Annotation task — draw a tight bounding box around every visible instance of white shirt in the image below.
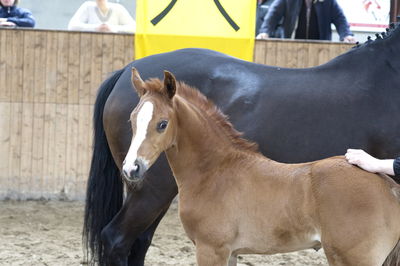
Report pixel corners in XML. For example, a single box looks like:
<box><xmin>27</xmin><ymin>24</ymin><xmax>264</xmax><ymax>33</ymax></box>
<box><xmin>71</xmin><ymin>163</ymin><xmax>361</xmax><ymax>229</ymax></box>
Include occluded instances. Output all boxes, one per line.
<box><xmin>68</xmin><ymin>1</ymin><xmax>136</xmax><ymax>33</ymax></box>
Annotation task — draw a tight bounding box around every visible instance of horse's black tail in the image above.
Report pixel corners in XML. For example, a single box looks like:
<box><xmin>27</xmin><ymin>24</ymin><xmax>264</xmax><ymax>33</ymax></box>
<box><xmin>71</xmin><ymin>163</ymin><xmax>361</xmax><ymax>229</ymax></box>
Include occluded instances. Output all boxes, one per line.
<box><xmin>83</xmin><ymin>68</ymin><xmax>125</xmax><ymax>266</ymax></box>
<box><xmin>383</xmin><ymin>240</ymin><xmax>400</xmax><ymax>266</ymax></box>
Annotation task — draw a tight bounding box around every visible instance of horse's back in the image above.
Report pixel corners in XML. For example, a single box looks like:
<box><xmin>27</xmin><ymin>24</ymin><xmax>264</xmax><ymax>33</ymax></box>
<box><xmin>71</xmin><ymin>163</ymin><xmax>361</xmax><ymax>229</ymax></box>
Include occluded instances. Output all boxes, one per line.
<box><xmin>310</xmin><ymin>156</ymin><xmax>400</xmax><ymax>219</ymax></box>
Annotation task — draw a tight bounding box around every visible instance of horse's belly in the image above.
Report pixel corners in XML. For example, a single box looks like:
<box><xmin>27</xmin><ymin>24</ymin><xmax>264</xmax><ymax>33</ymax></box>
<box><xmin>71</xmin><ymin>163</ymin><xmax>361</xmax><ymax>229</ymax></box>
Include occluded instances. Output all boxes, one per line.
<box><xmin>234</xmin><ymin>230</ymin><xmax>322</xmax><ymax>255</ymax></box>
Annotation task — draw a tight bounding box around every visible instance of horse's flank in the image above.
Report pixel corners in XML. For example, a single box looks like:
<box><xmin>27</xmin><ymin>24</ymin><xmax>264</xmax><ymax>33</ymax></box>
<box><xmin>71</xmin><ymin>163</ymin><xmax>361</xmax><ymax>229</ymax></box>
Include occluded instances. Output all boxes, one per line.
<box><xmin>133</xmin><ymin>77</ymin><xmax>400</xmax><ymax>265</ymax></box>
<box><xmin>86</xmin><ymin>23</ymin><xmax>400</xmax><ymax>265</ymax></box>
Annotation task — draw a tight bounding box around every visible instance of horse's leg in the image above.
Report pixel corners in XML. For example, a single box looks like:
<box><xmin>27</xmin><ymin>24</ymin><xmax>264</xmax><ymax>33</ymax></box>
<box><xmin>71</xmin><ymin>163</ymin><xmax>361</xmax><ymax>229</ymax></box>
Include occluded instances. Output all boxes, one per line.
<box><xmin>322</xmin><ymin>229</ymin><xmax>397</xmax><ymax>266</ymax></box>
<box><xmin>101</xmin><ymin>169</ymin><xmax>178</xmax><ymax>266</ymax></box>
<box><xmin>228</xmin><ymin>254</ymin><xmax>237</xmax><ymax>266</ymax></box>
<box><xmin>196</xmin><ymin>243</ymin><xmax>231</xmax><ymax>266</ymax></box>
<box><xmin>126</xmin><ymin>207</ymin><xmax>169</xmax><ymax>266</ymax></box>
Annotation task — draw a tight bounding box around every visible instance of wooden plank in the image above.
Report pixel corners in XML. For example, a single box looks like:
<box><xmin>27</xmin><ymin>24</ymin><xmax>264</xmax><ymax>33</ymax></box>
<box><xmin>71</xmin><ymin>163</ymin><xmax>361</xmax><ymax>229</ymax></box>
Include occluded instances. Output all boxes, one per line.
<box><xmin>68</xmin><ymin>33</ymin><xmax>80</xmax><ymax>104</ymax></box>
<box><xmin>12</xmin><ymin>30</ymin><xmax>25</xmax><ymax>101</ymax></box>
<box><xmin>65</xmin><ymin>104</ymin><xmax>79</xmax><ymax>198</ymax></box>
<box><xmin>113</xmin><ymin>34</ymin><xmax>125</xmax><ymax>70</ymax></box>
<box><xmin>79</xmin><ymin>33</ymin><xmax>92</xmax><ymax>105</ymax></box>
<box><xmin>101</xmin><ymin>33</ymin><xmax>114</xmax><ymax>79</ymax></box>
<box><xmin>54</xmin><ymin>104</ymin><xmax>68</xmax><ymax>194</ymax></box>
<box><xmin>276</xmin><ymin>41</ymin><xmax>287</xmax><ymax>67</ymax></box>
<box><xmin>307</xmin><ymin>43</ymin><xmax>319</xmax><ymax>67</ymax></box>
<box><xmin>4</xmin><ymin>30</ymin><xmax>14</xmax><ymax>103</ymax></box>
<box><xmin>56</xmin><ymin>32</ymin><xmax>69</xmax><ymax>104</ymax></box>
<box><xmin>0</xmin><ymin>102</ymin><xmax>11</xmax><ymax>196</ymax></box>
<box><xmin>33</xmin><ymin>31</ymin><xmax>47</xmax><ymax>103</ymax></box>
<box><xmin>253</xmin><ymin>41</ymin><xmax>266</xmax><ymax>65</ymax></box>
<box><xmin>285</xmin><ymin>41</ymin><xmax>298</xmax><ymax>68</ymax></box>
<box><xmin>9</xmin><ymin>103</ymin><xmax>22</xmax><ymax>195</ymax></box>
<box><xmin>90</xmin><ymin>34</ymin><xmax>103</xmax><ymax>104</ymax></box>
<box><xmin>265</xmin><ymin>40</ymin><xmax>277</xmax><ymax>66</ymax></box>
<box><xmin>20</xmin><ymin>102</ymin><xmax>33</xmax><ymax>194</ymax></box>
<box><xmin>45</xmin><ymin>31</ymin><xmax>58</xmax><ymax>103</ymax></box>
<box><xmin>317</xmin><ymin>43</ymin><xmax>331</xmax><ymax>66</ymax></box>
<box><xmin>125</xmin><ymin>34</ymin><xmax>135</xmax><ymax>62</ymax></box>
<box><xmin>0</xmin><ymin>30</ymin><xmax>10</xmax><ymax>101</ymax></box>
<box><xmin>42</xmin><ymin>103</ymin><xmax>56</xmax><ymax>195</ymax></box>
<box><xmin>296</xmin><ymin>42</ymin><xmax>309</xmax><ymax>68</ymax></box>
<box><xmin>22</xmin><ymin>31</ymin><xmax>35</xmax><ymax>103</ymax></box>
<box><xmin>77</xmin><ymin>104</ymin><xmax>91</xmax><ymax>179</ymax></box>
<box><xmin>31</xmin><ymin>103</ymin><xmax>45</xmax><ymax>196</ymax></box>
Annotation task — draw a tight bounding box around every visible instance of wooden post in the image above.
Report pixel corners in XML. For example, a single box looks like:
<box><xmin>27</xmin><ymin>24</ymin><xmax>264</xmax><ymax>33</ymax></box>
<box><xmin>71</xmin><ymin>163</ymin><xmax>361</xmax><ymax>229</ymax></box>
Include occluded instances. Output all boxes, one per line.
<box><xmin>390</xmin><ymin>0</ymin><xmax>400</xmax><ymax>23</ymax></box>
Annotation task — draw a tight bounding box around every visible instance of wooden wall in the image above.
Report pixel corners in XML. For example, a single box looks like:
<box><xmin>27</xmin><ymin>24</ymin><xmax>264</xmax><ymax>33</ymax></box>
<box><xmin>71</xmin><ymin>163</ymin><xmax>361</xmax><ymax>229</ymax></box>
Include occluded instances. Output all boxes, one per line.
<box><xmin>0</xmin><ymin>29</ymin><xmax>134</xmax><ymax>200</ymax></box>
<box><xmin>0</xmin><ymin>28</ymin><xmax>352</xmax><ymax>200</ymax></box>
<box><xmin>254</xmin><ymin>38</ymin><xmax>352</xmax><ymax>68</ymax></box>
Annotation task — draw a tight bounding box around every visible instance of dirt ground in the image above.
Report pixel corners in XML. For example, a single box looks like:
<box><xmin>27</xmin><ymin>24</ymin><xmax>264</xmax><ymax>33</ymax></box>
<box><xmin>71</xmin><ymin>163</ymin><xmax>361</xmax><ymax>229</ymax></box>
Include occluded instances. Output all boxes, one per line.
<box><xmin>0</xmin><ymin>200</ymin><xmax>328</xmax><ymax>266</ymax></box>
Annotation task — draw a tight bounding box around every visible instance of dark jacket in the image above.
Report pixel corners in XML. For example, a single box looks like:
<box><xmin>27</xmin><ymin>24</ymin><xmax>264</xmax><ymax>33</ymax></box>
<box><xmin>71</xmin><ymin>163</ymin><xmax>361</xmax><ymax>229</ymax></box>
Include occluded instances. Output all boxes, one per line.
<box><xmin>0</xmin><ymin>5</ymin><xmax>35</xmax><ymax>28</ymax></box>
<box><xmin>259</xmin><ymin>0</ymin><xmax>352</xmax><ymax>41</ymax></box>
<box><xmin>256</xmin><ymin>0</ymin><xmax>283</xmax><ymax>37</ymax></box>
<box><xmin>394</xmin><ymin>157</ymin><xmax>400</xmax><ymax>178</ymax></box>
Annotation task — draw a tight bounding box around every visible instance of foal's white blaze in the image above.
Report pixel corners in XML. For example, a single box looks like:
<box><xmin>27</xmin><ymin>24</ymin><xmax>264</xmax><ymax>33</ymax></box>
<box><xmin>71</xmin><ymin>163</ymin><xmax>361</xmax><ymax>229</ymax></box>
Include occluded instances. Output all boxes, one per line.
<box><xmin>123</xmin><ymin>101</ymin><xmax>154</xmax><ymax>175</ymax></box>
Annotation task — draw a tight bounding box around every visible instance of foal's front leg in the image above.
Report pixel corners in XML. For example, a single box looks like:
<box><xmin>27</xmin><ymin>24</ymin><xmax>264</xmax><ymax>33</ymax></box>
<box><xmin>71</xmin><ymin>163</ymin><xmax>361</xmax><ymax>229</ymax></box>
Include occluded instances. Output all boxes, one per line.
<box><xmin>196</xmin><ymin>244</ymin><xmax>232</xmax><ymax>266</ymax></box>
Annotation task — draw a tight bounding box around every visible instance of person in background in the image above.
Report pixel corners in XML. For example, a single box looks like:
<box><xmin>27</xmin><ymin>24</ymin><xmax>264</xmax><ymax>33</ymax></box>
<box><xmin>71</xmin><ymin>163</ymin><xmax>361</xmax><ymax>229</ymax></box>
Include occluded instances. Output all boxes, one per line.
<box><xmin>345</xmin><ymin>149</ymin><xmax>400</xmax><ymax>179</ymax></box>
<box><xmin>256</xmin><ymin>0</ymin><xmax>355</xmax><ymax>43</ymax></box>
<box><xmin>68</xmin><ymin>0</ymin><xmax>136</xmax><ymax>33</ymax></box>
<box><xmin>0</xmin><ymin>0</ymin><xmax>35</xmax><ymax>28</ymax></box>
<box><xmin>256</xmin><ymin>0</ymin><xmax>283</xmax><ymax>37</ymax></box>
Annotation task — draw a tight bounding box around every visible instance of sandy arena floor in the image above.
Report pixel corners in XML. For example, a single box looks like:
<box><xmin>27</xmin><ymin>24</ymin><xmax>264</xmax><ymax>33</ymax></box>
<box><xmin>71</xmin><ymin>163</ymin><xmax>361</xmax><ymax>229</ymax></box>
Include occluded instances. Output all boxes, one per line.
<box><xmin>0</xmin><ymin>200</ymin><xmax>328</xmax><ymax>265</ymax></box>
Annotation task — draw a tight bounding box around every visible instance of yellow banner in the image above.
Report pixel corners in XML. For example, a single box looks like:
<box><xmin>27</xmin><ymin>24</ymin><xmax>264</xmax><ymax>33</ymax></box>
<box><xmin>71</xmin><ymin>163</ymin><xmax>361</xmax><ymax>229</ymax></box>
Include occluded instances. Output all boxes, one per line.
<box><xmin>135</xmin><ymin>0</ymin><xmax>256</xmax><ymax>61</ymax></box>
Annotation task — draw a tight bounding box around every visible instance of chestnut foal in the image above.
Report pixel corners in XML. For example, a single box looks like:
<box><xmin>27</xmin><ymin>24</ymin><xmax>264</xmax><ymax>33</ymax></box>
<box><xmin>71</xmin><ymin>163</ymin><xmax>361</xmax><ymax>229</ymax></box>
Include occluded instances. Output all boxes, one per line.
<box><xmin>122</xmin><ymin>69</ymin><xmax>400</xmax><ymax>266</ymax></box>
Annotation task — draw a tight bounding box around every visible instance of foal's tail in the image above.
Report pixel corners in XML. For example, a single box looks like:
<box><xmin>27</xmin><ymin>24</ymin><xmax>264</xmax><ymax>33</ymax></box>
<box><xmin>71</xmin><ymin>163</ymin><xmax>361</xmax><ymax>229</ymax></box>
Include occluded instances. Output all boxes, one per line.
<box><xmin>383</xmin><ymin>176</ymin><xmax>400</xmax><ymax>266</ymax></box>
<box><xmin>83</xmin><ymin>68</ymin><xmax>125</xmax><ymax>265</ymax></box>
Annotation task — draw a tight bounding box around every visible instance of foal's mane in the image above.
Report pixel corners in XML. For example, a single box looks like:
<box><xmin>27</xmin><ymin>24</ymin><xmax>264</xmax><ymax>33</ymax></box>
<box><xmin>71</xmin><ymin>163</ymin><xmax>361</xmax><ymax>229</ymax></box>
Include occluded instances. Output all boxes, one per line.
<box><xmin>145</xmin><ymin>78</ymin><xmax>259</xmax><ymax>153</ymax></box>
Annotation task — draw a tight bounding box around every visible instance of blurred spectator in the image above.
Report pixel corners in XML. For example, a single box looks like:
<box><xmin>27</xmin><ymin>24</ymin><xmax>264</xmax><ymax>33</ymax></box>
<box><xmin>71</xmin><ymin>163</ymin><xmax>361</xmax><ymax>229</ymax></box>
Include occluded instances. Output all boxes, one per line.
<box><xmin>68</xmin><ymin>0</ymin><xmax>136</xmax><ymax>33</ymax></box>
<box><xmin>256</xmin><ymin>0</ymin><xmax>355</xmax><ymax>43</ymax></box>
<box><xmin>0</xmin><ymin>0</ymin><xmax>35</xmax><ymax>28</ymax></box>
<box><xmin>256</xmin><ymin>0</ymin><xmax>283</xmax><ymax>37</ymax></box>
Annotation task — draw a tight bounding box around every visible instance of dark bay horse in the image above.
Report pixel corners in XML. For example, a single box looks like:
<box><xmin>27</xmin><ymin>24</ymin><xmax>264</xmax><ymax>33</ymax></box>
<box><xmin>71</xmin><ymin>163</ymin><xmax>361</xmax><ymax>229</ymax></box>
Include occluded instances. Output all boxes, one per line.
<box><xmin>125</xmin><ymin>68</ymin><xmax>400</xmax><ymax>266</ymax></box>
<box><xmin>84</xmin><ymin>24</ymin><xmax>400</xmax><ymax>265</ymax></box>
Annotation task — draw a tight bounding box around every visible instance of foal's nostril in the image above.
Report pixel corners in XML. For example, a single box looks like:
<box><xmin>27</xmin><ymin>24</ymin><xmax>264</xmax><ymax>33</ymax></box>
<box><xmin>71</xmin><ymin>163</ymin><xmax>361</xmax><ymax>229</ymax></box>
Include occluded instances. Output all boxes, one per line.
<box><xmin>134</xmin><ymin>163</ymin><xmax>140</xmax><ymax>173</ymax></box>
<box><xmin>128</xmin><ymin>169</ymin><xmax>134</xmax><ymax>179</ymax></box>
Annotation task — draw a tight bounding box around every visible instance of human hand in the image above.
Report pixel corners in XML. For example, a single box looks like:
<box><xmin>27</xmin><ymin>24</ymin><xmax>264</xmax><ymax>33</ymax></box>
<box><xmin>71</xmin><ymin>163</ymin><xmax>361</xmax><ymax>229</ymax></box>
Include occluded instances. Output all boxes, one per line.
<box><xmin>345</xmin><ymin>149</ymin><xmax>395</xmax><ymax>175</ymax></box>
<box><xmin>343</xmin><ymin>35</ymin><xmax>356</xmax><ymax>43</ymax></box>
<box><xmin>256</xmin><ymin>33</ymin><xmax>269</xmax><ymax>40</ymax></box>
<box><xmin>96</xmin><ymin>23</ymin><xmax>113</xmax><ymax>32</ymax></box>
<box><xmin>0</xmin><ymin>21</ymin><xmax>16</xmax><ymax>27</ymax></box>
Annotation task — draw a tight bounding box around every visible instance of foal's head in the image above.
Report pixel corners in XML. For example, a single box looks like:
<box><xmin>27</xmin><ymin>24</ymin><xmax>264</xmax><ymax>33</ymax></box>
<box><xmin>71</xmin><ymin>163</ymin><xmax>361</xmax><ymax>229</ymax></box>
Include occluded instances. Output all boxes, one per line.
<box><xmin>122</xmin><ymin>68</ymin><xmax>178</xmax><ymax>184</ymax></box>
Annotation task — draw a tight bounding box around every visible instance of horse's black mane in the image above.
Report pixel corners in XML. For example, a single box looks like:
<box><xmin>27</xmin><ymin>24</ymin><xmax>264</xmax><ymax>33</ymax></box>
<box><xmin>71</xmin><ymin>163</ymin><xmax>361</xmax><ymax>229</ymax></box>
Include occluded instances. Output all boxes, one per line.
<box><xmin>353</xmin><ymin>21</ymin><xmax>400</xmax><ymax>49</ymax></box>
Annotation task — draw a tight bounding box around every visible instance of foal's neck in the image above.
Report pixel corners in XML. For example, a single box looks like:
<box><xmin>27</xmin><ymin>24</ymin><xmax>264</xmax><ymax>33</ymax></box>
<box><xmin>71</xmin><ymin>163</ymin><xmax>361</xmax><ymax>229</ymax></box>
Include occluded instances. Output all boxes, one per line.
<box><xmin>166</xmin><ymin>95</ymin><xmax>258</xmax><ymax>188</ymax></box>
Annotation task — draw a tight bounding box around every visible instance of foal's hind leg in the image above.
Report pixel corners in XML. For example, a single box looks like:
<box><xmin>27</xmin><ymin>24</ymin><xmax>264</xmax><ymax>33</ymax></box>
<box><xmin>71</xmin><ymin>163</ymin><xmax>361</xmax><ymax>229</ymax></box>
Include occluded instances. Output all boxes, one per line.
<box><xmin>323</xmin><ymin>244</ymin><xmax>391</xmax><ymax>266</ymax></box>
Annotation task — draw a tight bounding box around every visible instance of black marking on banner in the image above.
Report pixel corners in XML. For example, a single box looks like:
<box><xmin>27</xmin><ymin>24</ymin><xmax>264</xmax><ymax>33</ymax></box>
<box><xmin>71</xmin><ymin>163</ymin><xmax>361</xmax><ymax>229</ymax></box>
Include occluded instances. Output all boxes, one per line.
<box><xmin>151</xmin><ymin>0</ymin><xmax>178</xmax><ymax>26</ymax></box>
<box><xmin>213</xmin><ymin>0</ymin><xmax>240</xmax><ymax>31</ymax></box>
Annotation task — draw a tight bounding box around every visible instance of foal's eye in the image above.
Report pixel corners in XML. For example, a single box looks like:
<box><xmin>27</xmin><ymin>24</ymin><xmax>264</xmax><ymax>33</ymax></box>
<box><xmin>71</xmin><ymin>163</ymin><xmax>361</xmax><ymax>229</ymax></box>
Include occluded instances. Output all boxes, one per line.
<box><xmin>157</xmin><ymin>120</ymin><xmax>168</xmax><ymax>132</ymax></box>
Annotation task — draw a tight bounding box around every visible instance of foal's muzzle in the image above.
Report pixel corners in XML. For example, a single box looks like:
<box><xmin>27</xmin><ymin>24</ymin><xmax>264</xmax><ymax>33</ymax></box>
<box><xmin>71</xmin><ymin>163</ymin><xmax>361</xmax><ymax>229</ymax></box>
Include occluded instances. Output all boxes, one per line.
<box><xmin>122</xmin><ymin>158</ymin><xmax>148</xmax><ymax>182</ymax></box>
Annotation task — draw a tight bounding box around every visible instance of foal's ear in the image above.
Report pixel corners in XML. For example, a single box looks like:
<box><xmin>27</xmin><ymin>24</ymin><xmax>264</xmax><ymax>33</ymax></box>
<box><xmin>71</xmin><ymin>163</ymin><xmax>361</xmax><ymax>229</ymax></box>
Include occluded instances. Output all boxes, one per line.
<box><xmin>163</xmin><ymin>71</ymin><xmax>176</xmax><ymax>99</ymax></box>
<box><xmin>131</xmin><ymin>67</ymin><xmax>146</xmax><ymax>97</ymax></box>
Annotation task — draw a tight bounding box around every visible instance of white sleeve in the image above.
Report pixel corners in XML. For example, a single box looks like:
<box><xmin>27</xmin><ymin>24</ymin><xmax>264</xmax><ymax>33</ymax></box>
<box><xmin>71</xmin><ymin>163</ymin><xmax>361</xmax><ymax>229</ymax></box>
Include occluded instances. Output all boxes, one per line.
<box><xmin>113</xmin><ymin>5</ymin><xmax>136</xmax><ymax>33</ymax></box>
<box><xmin>68</xmin><ymin>2</ymin><xmax>100</xmax><ymax>31</ymax></box>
